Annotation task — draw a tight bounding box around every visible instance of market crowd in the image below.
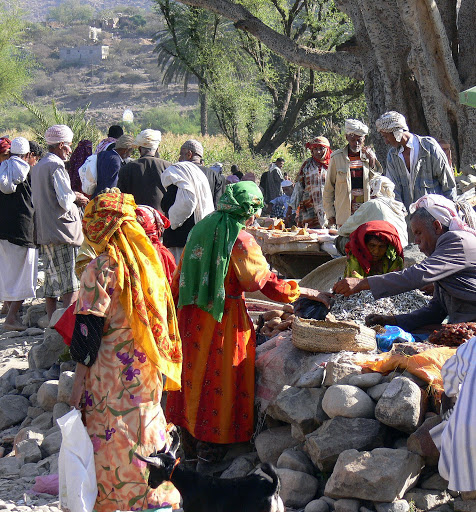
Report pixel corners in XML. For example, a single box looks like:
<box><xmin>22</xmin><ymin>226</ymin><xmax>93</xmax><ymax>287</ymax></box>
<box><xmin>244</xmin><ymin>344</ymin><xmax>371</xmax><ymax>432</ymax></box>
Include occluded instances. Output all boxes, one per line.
<box><xmin>0</xmin><ymin>109</ymin><xmax>475</xmax><ymax>509</ymax></box>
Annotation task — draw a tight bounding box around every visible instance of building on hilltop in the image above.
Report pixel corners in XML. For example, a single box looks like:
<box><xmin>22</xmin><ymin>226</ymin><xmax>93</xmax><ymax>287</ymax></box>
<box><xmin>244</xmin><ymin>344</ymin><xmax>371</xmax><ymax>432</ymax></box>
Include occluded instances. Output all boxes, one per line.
<box><xmin>59</xmin><ymin>45</ymin><xmax>109</xmax><ymax>65</ymax></box>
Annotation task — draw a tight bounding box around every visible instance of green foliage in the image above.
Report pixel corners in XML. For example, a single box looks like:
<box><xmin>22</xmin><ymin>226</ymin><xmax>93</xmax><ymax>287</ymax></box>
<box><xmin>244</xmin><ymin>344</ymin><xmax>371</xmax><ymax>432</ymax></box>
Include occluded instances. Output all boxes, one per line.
<box><xmin>48</xmin><ymin>0</ymin><xmax>96</xmax><ymax>25</ymax></box>
<box><xmin>12</xmin><ymin>96</ymin><xmax>102</xmax><ymax>148</ymax></box>
<box><xmin>139</xmin><ymin>103</ymin><xmax>200</xmax><ymax>135</ymax></box>
<box><xmin>0</xmin><ymin>2</ymin><xmax>33</xmax><ymax>101</ymax></box>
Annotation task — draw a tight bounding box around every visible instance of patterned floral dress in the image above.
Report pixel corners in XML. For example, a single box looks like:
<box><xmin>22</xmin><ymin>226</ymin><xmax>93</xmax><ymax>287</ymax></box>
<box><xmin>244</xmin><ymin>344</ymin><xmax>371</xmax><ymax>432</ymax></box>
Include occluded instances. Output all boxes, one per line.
<box><xmin>76</xmin><ymin>254</ymin><xmax>180</xmax><ymax>512</ymax></box>
<box><xmin>166</xmin><ymin>230</ymin><xmax>299</xmax><ymax>444</ymax></box>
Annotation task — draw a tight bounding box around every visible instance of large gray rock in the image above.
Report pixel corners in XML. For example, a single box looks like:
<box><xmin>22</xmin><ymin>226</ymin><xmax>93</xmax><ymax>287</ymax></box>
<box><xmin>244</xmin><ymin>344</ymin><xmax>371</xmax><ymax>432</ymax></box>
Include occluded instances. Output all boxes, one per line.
<box><xmin>220</xmin><ymin>455</ymin><xmax>257</xmax><ymax>479</ymax></box>
<box><xmin>267</xmin><ymin>386</ymin><xmax>328</xmax><ymax>435</ymax></box>
<box><xmin>277</xmin><ymin>468</ymin><xmax>319</xmax><ymax>508</ymax></box>
<box><xmin>30</xmin><ymin>328</ymin><xmax>65</xmax><ymax>369</ymax></box>
<box><xmin>0</xmin><ymin>395</ymin><xmax>30</xmax><ymax>430</ymax></box>
<box><xmin>407</xmin><ymin>415</ymin><xmax>441</xmax><ymax>465</ymax></box>
<box><xmin>403</xmin><ymin>489</ymin><xmax>451</xmax><ymax>510</ymax></box>
<box><xmin>22</xmin><ymin>304</ymin><xmax>47</xmax><ymax>328</ymax></box>
<box><xmin>421</xmin><ymin>473</ymin><xmax>449</xmax><ymax>491</ymax></box>
<box><xmin>367</xmin><ymin>383</ymin><xmax>389</xmax><ymax>401</ymax></box>
<box><xmin>323</xmin><ymin>362</ymin><xmax>361</xmax><ymax>386</ymax></box>
<box><xmin>375</xmin><ymin>501</ymin><xmax>410</xmax><ymax>512</ymax></box>
<box><xmin>335</xmin><ymin>499</ymin><xmax>360</xmax><ymax>512</ymax></box>
<box><xmin>277</xmin><ymin>448</ymin><xmax>315</xmax><ymax>475</ymax></box>
<box><xmin>53</xmin><ymin>402</ymin><xmax>71</xmax><ymax>423</ymax></box>
<box><xmin>31</xmin><ymin>411</ymin><xmax>53</xmax><ymax>431</ymax></box>
<box><xmin>40</xmin><ymin>430</ymin><xmax>62</xmax><ymax>457</ymax></box>
<box><xmin>36</xmin><ymin>380</ymin><xmax>59</xmax><ymax>411</ymax></box>
<box><xmin>57</xmin><ymin>371</ymin><xmax>74</xmax><ymax>403</ymax></box>
<box><xmin>0</xmin><ymin>457</ymin><xmax>21</xmax><ymax>477</ymax></box>
<box><xmin>305</xmin><ymin>499</ymin><xmax>330</xmax><ymax>512</ymax></box>
<box><xmin>324</xmin><ymin>448</ymin><xmax>424</xmax><ymax>502</ymax></box>
<box><xmin>322</xmin><ymin>385</ymin><xmax>375</xmax><ymax>419</ymax></box>
<box><xmin>348</xmin><ymin>373</ymin><xmax>382</xmax><ymax>389</ymax></box>
<box><xmin>296</xmin><ymin>367</ymin><xmax>325</xmax><ymax>388</ymax></box>
<box><xmin>15</xmin><ymin>370</ymin><xmax>44</xmax><ymax>391</ymax></box>
<box><xmin>305</xmin><ymin>417</ymin><xmax>386</xmax><ymax>472</ymax></box>
<box><xmin>15</xmin><ymin>439</ymin><xmax>42</xmax><ymax>463</ymax></box>
<box><xmin>20</xmin><ymin>462</ymin><xmax>47</xmax><ymax>478</ymax></box>
<box><xmin>255</xmin><ymin>426</ymin><xmax>300</xmax><ymax>465</ymax></box>
<box><xmin>375</xmin><ymin>377</ymin><xmax>427</xmax><ymax>433</ymax></box>
<box><xmin>454</xmin><ymin>501</ymin><xmax>476</xmax><ymax>512</ymax></box>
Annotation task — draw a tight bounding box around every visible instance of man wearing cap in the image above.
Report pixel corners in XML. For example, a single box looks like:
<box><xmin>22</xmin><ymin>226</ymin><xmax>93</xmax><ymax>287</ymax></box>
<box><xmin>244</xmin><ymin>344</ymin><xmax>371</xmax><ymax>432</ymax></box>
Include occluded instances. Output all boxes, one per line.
<box><xmin>375</xmin><ymin>111</ymin><xmax>456</xmax><ymax>210</ymax></box>
<box><xmin>117</xmin><ymin>129</ymin><xmax>170</xmax><ymax>211</ymax></box>
<box><xmin>0</xmin><ymin>137</ymin><xmax>39</xmax><ymax>330</ymax></box>
<box><xmin>178</xmin><ymin>138</ymin><xmax>225</xmax><ymax>208</ymax></box>
<box><xmin>334</xmin><ymin>194</ymin><xmax>476</xmax><ymax>333</ymax></box>
<box><xmin>287</xmin><ymin>138</ymin><xmax>331</xmax><ymax>228</ymax></box>
<box><xmin>323</xmin><ymin>120</ymin><xmax>382</xmax><ymax>227</ymax></box>
<box><xmin>31</xmin><ymin>125</ymin><xmax>88</xmax><ymax>320</ymax></box>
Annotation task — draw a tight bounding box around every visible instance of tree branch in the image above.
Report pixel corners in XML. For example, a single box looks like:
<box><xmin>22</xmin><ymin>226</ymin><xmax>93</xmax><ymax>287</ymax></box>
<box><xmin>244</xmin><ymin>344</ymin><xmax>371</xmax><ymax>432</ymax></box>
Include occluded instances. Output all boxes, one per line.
<box><xmin>174</xmin><ymin>0</ymin><xmax>363</xmax><ymax>79</ymax></box>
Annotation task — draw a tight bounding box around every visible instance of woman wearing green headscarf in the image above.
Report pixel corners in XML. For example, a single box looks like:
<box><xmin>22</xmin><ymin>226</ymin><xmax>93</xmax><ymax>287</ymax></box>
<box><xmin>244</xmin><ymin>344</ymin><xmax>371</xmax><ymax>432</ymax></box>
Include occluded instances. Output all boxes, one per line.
<box><xmin>166</xmin><ymin>181</ymin><xmax>332</xmax><ymax>466</ymax></box>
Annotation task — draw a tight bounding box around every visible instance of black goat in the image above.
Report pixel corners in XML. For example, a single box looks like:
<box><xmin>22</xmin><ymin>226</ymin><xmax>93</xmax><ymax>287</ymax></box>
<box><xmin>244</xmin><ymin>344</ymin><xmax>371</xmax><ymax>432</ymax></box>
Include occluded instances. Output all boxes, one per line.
<box><xmin>134</xmin><ymin>429</ymin><xmax>284</xmax><ymax>512</ymax></box>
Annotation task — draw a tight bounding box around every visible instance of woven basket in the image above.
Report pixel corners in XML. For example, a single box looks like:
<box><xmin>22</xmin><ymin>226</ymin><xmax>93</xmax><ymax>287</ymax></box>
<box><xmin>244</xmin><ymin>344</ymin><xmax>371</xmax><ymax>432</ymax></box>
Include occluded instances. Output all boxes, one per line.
<box><xmin>292</xmin><ymin>316</ymin><xmax>376</xmax><ymax>353</ymax></box>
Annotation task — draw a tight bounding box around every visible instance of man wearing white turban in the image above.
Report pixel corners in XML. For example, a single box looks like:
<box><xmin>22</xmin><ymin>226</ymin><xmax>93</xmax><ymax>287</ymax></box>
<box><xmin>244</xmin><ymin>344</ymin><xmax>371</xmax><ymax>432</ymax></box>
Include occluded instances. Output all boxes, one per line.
<box><xmin>117</xmin><ymin>129</ymin><xmax>171</xmax><ymax>210</ymax></box>
<box><xmin>323</xmin><ymin>119</ymin><xmax>382</xmax><ymax>227</ymax></box>
<box><xmin>375</xmin><ymin>111</ymin><xmax>456</xmax><ymax>209</ymax></box>
<box><xmin>31</xmin><ymin>125</ymin><xmax>89</xmax><ymax>320</ymax></box>
<box><xmin>334</xmin><ymin>194</ymin><xmax>476</xmax><ymax>333</ymax></box>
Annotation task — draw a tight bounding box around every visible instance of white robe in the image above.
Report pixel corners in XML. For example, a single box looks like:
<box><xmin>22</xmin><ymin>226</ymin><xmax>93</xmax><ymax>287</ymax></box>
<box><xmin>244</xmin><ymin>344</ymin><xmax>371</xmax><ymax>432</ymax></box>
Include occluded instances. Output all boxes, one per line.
<box><xmin>161</xmin><ymin>162</ymin><xmax>214</xmax><ymax>230</ymax></box>
<box><xmin>430</xmin><ymin>337</ymin><xmax>476</xmax><ymax>491</ymax></box>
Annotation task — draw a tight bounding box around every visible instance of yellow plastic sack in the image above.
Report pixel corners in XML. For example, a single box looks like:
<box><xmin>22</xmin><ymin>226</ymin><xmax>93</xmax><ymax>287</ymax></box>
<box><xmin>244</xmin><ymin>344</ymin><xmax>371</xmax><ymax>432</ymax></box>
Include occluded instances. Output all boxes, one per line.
<box><xmin>360</xmin><ymin>347</ymin><xmax>456</xmax><ymax>394</ymax></box>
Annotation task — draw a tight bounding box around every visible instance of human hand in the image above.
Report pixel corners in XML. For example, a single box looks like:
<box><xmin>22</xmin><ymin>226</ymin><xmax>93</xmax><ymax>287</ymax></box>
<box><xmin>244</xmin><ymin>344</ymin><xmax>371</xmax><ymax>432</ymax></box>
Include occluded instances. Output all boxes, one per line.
<box><xmin>420</xmin><ymin>283</ymin><xmax>434</xmax><ymax>296</ymax></box>
<box><xmin>333</xmin><ymin>277</ymin><xmax>368</xmax><ymax>296</ymax></box>
<box><xmin>365</xmin><ymin>314</ymin><xmax>396</xmax><ymax>327</ymax></box>
<box><xmin>69</xmin><ymin>376</ymin><xmax>85</xmax><ymax>409</ymax></box>
<box><xmin>363</xmin><ymin>146</ymin><xmax>376</xmax><ymax>168</ymax></box>
<box><xmin>75</xmin><ymin>192</ymin><xmax>89</xmax><ymax>207</ymax></box>
<box><xmin>300</xmin><ymin>288</ymin><xmax>334</xmax><ymax>308</ymax></box>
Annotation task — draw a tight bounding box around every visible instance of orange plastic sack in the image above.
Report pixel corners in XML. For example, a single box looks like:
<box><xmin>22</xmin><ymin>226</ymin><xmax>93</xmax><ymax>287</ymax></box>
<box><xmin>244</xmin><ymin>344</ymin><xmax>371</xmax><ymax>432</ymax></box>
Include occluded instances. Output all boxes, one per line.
<box><xmin>360</xmin><ymin>347</ymin><xmax>456</xmax><ymax>394</ymax></box>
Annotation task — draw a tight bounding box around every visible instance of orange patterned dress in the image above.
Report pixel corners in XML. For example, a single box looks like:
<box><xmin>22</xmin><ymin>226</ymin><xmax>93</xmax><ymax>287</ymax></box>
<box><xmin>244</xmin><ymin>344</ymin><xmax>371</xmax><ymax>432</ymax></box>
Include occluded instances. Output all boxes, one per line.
<box><xmin>77</xmin><ymin>254</ymin><xmax>180</xmax><ymax>512</ymax></box>
<box><xmin>166</xmin><ymin>230</ymin><xmax>299</xmax><ymax>444</ymax></box>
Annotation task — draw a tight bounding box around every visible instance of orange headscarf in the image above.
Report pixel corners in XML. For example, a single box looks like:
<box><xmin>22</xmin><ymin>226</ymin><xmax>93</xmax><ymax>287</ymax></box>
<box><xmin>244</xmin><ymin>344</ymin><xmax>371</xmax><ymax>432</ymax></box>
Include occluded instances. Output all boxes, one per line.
<box><xmin>305</xmin><ymin>136</ymin><xmax>332</xmax><ymax>167</ymax></box>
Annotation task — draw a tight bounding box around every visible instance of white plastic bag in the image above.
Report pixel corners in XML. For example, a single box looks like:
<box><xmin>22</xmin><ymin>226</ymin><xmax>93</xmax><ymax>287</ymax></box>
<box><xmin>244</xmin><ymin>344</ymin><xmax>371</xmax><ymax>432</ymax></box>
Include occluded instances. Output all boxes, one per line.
<box><xmin>57</xmin><ymin>409</ymin><xmax>97</xmax><ymax>512</ymax></box>
<box><xmin>78</xmin><ymin>154</ymin><xmax>98</xmax><ymax>195</ymax></box>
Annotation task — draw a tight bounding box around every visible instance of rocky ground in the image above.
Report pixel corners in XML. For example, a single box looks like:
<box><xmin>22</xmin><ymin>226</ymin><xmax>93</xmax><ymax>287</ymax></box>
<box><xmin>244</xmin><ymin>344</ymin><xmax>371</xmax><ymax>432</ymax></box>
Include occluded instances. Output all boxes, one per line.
<box><xmin>1</xmin><ymin>296</ymin><xmax>475</xmax><ymax>512</ymax></box>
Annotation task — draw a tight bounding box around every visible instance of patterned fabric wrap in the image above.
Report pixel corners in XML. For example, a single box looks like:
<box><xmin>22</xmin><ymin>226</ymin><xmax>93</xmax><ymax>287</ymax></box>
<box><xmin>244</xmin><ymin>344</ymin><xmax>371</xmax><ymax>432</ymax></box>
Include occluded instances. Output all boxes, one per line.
<box><xmin>69</xmin><ymin>140</ymin><xmax>92</xmax><ymax>192</ymax></box>
<box><xmin>81</xmin><ymin>192</ymin><xmax>182</xmax><ymax>390</ymax></box>
<box><xmin>178</xmin><ymin>181</ymin><xmax>264</xmax><ymax>321</ymax></box>
<box><xmin>304</xmin><ymin>137</ymin><xmax>332</xmax><ymax>167</ymax></box>
<box><xmin>0</xmin><ymin>137</ymin><xmax>11</xmax><ymax>154</ymax></box>
<box><xmin>135</xmin><ymin>205</ymin><xmax>176</xmax><ymax>285</ymax></box>
<box><xmin>345</xmin><ymin>220</ymin><xmax>404</xmax><ymax>275</ymax></box>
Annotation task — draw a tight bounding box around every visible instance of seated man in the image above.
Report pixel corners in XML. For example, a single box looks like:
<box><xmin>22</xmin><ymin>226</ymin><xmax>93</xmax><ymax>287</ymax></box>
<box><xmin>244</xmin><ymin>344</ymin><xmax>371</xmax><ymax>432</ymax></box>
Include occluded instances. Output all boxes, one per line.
<box><xmin>333</xmin><ymin>194</ymin><xmax>476</xmax><ymax>333</ymax></box>
<box><xmin>343</xmin><ymin>221</ymin><xmax>404</xmax><ymax>279</ymax></box>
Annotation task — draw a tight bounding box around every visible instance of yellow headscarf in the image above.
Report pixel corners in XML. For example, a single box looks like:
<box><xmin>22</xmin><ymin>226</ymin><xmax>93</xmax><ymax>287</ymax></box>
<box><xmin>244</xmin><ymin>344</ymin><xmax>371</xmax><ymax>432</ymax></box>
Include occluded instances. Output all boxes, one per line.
<box><xmin>81</xmin><ymin>192</ymin><xmax>182</xmax><ymax>391</ymax></box>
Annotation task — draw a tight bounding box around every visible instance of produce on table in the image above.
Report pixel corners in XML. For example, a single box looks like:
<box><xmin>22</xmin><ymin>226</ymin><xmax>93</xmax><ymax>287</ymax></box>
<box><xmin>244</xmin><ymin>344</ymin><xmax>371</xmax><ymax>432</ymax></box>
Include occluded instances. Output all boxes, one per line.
<box><xmin>428</xmin><ymin>322</ymin><xmax>476</xmax><ymax>347</ymax></box>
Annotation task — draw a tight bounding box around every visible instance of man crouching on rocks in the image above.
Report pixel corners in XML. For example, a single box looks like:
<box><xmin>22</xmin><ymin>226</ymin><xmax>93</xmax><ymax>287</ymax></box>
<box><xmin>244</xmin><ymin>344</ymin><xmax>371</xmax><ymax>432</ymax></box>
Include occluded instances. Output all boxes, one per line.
<box><xmin>333</xmin><ymin>194</ymin><xmax>476</xmax><ymax>333</ymax></box>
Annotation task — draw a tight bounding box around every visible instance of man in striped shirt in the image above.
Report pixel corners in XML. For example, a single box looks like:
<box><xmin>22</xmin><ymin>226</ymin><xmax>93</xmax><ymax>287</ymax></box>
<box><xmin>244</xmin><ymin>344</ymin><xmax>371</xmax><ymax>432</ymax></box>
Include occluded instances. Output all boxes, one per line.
<box><xmin>323</xmin><ymin>119</ymin><xmax>382</xmax><ymax>227</ymax></box>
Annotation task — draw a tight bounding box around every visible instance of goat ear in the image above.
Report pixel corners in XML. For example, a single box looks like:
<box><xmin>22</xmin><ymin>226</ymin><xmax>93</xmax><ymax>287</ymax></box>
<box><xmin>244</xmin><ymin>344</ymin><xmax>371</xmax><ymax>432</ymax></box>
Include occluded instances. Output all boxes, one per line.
<box><xmin>134</xmin><ymin>452</ymin><xmax>164</xmax><ymax>469</ymax></box>
<box><xmin>168</xmin><ymin>429</ymin><xmax>180</xmax><ymax>458</ymax></box>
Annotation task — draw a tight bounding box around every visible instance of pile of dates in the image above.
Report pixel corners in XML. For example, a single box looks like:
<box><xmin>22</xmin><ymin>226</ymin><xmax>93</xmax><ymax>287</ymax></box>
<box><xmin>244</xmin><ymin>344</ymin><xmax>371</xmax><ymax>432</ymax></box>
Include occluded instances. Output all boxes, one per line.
<box><xmin>428</xmin><ymin>322</ymin><xmax>476</xmax><ymax>347</ymax></box>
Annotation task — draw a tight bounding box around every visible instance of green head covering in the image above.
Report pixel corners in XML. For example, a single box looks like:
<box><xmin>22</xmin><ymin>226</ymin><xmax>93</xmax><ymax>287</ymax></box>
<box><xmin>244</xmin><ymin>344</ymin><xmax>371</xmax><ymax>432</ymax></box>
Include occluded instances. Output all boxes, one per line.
<box><xmin>178</xmin><ymin>181</ymin><xmax>264</xmax><ymax>321</ymax></box>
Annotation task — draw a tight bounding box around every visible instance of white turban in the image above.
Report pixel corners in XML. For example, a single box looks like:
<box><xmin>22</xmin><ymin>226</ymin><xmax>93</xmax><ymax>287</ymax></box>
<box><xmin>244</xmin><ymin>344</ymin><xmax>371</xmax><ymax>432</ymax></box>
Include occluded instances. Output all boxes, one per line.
<box><xmin>45</xmin><ymin>125</ymin><xmax>74</xmax><ymax>146</ymax></box>
<box><xmin>10</xmin><ymin>137</ymin><xmax>30</xmax><ymax>155</ymax></box>
<box><xmin>409</xmin><ymin>194</ymin><xmax>476</xmax><ymax>235</ymax></box>
<box><xmin>135</xmin><ymin>129</ymin><xmax>162</xmax><ymax>151</ymax></box>
<box><xmin>345</xmin><ymin>119</ymin><xmax>368</xmax><ymax>136</ymax></box>
<box><xmin>375</xmin><ymin>111</ymin><xmax>409</xmax><ymax>142</ymax></box>
<box><xmin>370</xmin><ymin>176</ymin><xmax>395</xmax><ymax>199</ymax></box>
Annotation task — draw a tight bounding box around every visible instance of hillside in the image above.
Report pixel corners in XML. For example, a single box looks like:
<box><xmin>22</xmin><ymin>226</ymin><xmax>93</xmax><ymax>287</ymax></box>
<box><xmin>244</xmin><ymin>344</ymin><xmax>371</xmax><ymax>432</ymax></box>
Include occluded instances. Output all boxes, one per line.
<box><xmin>11</xmin><ymin>0</ymin><xmax>200</xmax><ymax>134</ymax></box>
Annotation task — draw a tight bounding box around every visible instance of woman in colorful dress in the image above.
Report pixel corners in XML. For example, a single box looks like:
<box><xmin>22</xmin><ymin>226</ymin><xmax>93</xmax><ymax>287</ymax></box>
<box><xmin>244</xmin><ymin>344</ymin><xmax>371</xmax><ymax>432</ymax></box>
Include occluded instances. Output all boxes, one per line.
<box><xmin>343</xmin><ymin>220</ymin><xmax>404</xmax><ymax>279</ymax></box>
<box><xmin>166</xmin><ymin>181</ymin><xmax>332</xmax><ymax>467</ymax></box>
<box><xmin>69</xmin><ymin>191</ymin><xmax>182</xmax><ymax>511</ymax></box>
<box><xmin>286</xmin><ymin>136</ymin><xmax>332</xmax><ymax>228</ymax></box>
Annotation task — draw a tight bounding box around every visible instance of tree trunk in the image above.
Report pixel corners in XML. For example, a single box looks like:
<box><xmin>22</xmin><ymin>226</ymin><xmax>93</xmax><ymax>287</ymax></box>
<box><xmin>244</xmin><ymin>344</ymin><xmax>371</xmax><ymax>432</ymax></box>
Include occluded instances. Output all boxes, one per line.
<box><xmin>177</xmin><ymin>0</ymin><xmax>476</xmax><ymax>169</ymax></box>
<box><xmin>199</xmin><ymin>82</ymin><xmax>208</xmax><ymax>136</ymax></box>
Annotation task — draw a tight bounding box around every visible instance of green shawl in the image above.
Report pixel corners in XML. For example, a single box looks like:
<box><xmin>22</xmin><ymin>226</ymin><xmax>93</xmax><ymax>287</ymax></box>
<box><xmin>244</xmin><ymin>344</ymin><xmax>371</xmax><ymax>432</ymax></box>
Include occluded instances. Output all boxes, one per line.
<box><xmin>178</xmin><ymin>181</ymin><xmax>264</xmax><ymax>321</ymax></box>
